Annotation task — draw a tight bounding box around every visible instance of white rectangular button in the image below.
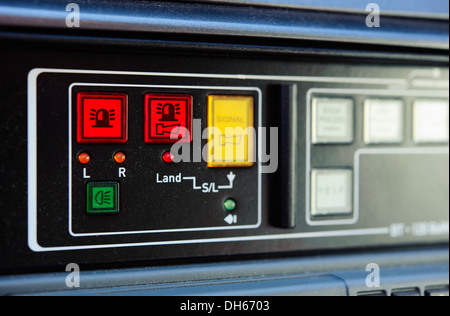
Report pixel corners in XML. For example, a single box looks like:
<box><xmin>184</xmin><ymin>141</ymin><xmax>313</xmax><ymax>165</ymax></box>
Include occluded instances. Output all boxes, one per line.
<box><xmin>311</xmin><ymin>169</ymin><xmax>353</xmax><ymax>216</ymax></box>
<box><xmin>413</xmin><ymin>99</ymin><xmax>449</xmax><ymax>144</ymax></box>
<box><xmin>364</xmin><ymin>99</ymin><xmax>404</xmax><ymax>144</ymax></box>
<box><xmin>312</xmin><ymin>98</ymin><xmax>354</xmax><ymax>144</ymax></box>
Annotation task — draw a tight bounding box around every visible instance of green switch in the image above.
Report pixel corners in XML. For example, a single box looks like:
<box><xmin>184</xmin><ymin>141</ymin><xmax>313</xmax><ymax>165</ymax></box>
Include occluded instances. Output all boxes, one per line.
<box><xmin>87</xmin><ymin>182</ymin><xmax>119</xmax><ymax>215</ymax></box>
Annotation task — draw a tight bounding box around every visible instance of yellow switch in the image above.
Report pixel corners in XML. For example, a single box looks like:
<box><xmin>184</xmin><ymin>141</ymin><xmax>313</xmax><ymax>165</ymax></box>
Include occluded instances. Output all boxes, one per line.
<box><xmin>207</xmin><ymin>95</ymin><xmax>254</xmax><ymax>168</ymax></box>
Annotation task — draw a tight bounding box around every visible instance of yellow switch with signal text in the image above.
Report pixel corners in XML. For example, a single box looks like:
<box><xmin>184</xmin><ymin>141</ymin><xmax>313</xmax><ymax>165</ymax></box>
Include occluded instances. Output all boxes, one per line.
<box><xmin>207</xmin><ymin>95</ymin><xmax>254</xmax><ymax>168</ymax></box>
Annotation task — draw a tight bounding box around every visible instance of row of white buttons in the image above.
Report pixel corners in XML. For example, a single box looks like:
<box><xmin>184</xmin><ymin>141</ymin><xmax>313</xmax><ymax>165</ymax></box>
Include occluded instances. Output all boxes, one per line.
<box><xmin>312</xmin><ymin>98</ymin><xmax>449</xmax><ymax>145</ymax></box>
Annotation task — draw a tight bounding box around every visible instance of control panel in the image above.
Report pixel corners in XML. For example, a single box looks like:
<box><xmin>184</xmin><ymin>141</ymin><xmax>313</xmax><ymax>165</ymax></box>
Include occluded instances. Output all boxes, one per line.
<box><xmin>0</xmin><ymin>44</ymin><xmax>448</xmax><ymax>270</ymax></box>
<box><xmin>26</xmin><ymin>64</ymin><xmax>449</xmax><ymax>253</ymax></box>
<box><xmin>69</xmin><ymin>84</ymin><xmax>260</xmax><ymax>236</ymax></box>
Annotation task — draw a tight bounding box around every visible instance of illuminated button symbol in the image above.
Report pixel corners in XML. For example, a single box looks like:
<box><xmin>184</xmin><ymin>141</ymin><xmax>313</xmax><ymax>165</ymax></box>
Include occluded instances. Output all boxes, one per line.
<box><xmin>155</xmin><ymin>123</ymin><xmax>181</xmax><ymax>136</ymax></box>
<box><xmin>221</xmin><ymin>135</ymin><xmax>242</xmax><ymax>146</ymax></box>
<box><xmin>91</xmin><ymin>108</ymin><xmax>115</xmax><ymax>128</ymax></box>
<box><xmin>87</xmin><ymin>182</ymin><xmax>119</xmax><ymax>215</ymax></box>
<box><xmin>95</xmin><ymin>190</ymin><xmax>112</xmax><ymax>206</ymax></box>
<box><xmin>158</xmin><ymin>103</ymin><xmax>180</xmax><ymax>122</ymax></box>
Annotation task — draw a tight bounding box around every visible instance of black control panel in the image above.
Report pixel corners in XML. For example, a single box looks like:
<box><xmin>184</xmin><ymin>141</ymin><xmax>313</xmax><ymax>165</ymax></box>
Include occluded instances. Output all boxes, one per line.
<box><xmin>42</xmin><ymin>77</ymin><xmax>261</xmax><ymax>240</ymax></box>
<box><xmin>0</xmin><ymin>42</ymin><xmax>448</xmax><ymax>272</ymax></box>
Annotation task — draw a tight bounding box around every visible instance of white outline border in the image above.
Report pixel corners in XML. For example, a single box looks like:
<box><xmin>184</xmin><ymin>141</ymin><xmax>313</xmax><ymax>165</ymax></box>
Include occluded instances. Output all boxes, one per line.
<box><xmin>306</xmin><ymin>88</ymin><xmax>450</xmax><ymax>226</ymax></box>
<box><xmin>27</xmin><ymin>68</ymin><xmax>448</xmax><ymax>252</ymax></box>
<box><xmin>68</xmin><ymin>83</ymin><xmax>263</xmax><ymax>237</ymax></box>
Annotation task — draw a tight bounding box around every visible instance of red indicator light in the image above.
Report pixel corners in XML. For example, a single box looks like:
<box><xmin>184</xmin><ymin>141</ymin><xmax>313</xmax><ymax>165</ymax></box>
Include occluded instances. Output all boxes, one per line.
<box><xmin>144</xmin><ymin>94</ymin><xmax>192</xmax><ymax>143</ymax></box>
<box><xmin>77</xmin><ymin>92</ymin><xmax>128</xmax><ymax>143</ymax></box>
<box><xmin>162</xmin><ymin>152</ymin><xmax>175</xmax><ymax>164</ymax></box>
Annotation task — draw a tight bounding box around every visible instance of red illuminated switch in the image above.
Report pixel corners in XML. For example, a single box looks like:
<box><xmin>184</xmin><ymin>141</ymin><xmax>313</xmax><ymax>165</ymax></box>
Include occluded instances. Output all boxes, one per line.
<box><xmin>144</xmin><ymin>94</ymin><xmax>192</xmax><ymax>143</ymax></box>
<box><xmin>77</xmin><ymin>92</ymin><xmax>128</xmax><ymax>143</ymax></box>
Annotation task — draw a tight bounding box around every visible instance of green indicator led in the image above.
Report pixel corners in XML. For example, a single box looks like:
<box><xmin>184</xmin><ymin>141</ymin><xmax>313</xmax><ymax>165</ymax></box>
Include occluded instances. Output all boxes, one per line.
<box><xmin>87</xmin><ymin>182</ymin><xmax>119</xmax><ymax>215</ymax></box>
<box><xmin>224</xmin><ymin>198</ymin><xmax>237</xmax><ymax>212</ymax></box>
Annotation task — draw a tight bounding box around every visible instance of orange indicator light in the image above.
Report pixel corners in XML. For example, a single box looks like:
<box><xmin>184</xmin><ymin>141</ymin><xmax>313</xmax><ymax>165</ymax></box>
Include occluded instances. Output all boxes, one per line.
<box><xmin>114</xmin><ymin>152</ymin><xmax>126</xmax><ymax>164</ymax></box>
<box><xmin>78</xmin><ymin>152</ymin><xmax>91</xmax><ymax>165</ymax></box>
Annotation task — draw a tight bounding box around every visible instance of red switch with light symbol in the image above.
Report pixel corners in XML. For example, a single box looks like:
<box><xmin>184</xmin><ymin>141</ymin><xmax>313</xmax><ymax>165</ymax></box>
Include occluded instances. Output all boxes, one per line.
<box><xmin>77</xmin><ymin>92</ymin><xmax>128</xmax><ymax>143</ymax></box>
<box><xmin>144</xmin><ymin>94</ymin><xmax>192</xmax><ymax>143</ymax></box>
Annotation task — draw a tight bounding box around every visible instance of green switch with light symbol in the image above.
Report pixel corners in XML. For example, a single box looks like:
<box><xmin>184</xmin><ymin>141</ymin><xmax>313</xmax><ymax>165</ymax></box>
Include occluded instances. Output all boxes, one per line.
<box><xmin>87</xmin><ymin>182</ymin><xmax>119</xmax><ymax>215</ymax></box>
